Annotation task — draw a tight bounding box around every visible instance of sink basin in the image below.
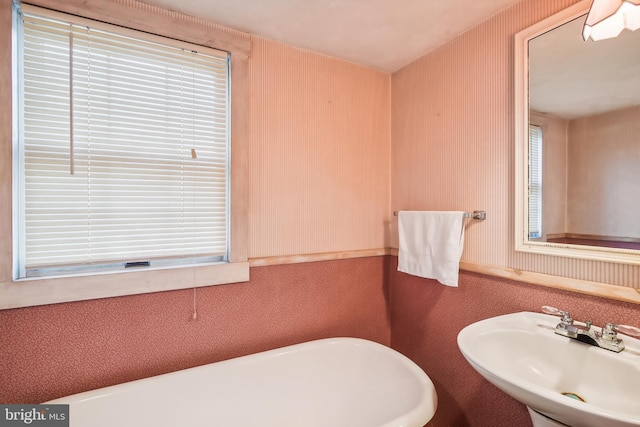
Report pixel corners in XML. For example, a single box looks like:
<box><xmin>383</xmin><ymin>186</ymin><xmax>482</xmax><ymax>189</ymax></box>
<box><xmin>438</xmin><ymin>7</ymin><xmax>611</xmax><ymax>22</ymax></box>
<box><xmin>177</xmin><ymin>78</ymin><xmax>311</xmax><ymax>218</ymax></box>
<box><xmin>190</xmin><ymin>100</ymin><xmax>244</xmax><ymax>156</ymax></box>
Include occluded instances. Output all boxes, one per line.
<box><xmin>457</xmin><ymin>312</ymin><xmax>640</xmax><ymax>427</ymax></box>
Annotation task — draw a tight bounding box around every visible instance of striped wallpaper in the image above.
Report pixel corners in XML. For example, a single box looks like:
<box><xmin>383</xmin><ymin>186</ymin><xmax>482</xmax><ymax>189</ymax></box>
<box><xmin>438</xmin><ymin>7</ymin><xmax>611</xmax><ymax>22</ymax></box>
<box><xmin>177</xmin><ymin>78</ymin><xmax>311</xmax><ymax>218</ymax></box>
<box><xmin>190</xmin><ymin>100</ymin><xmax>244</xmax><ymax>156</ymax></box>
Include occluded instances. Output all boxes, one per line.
<box><xmin>248</xmin><ymin>37</ymin><xmax>391</xmax><ymax>258</ymax></box>
<box><xmin>392</xmin><ymin>0</ymin><xmax>640</xmax><ymax>288</ymax></box>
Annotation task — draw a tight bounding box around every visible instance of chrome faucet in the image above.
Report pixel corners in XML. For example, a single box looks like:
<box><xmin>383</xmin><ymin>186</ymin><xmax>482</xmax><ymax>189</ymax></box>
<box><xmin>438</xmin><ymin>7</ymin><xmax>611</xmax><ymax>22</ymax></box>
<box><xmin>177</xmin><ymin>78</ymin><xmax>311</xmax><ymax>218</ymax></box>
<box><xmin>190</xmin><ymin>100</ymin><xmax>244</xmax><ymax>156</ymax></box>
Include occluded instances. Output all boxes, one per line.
<box><xmin>541</xmin><ymin>306</ymin><xmax>640</xmax><ymax>353</ymax></box>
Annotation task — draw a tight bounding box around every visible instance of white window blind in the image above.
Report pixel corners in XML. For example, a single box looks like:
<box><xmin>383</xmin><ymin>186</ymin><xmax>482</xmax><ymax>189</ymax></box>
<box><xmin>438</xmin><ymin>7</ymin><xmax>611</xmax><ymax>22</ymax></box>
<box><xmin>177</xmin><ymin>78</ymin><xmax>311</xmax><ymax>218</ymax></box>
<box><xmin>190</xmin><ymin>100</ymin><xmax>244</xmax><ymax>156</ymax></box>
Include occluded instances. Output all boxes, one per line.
<box><xmin>528</xmin><ymin>124</ymin><xmax>542</xmax><ymax>239</ymax></box>
<box><xmin>18</xmin><ymin>7</ymin><xmax>230</xmax><ymax>277</ymax></box>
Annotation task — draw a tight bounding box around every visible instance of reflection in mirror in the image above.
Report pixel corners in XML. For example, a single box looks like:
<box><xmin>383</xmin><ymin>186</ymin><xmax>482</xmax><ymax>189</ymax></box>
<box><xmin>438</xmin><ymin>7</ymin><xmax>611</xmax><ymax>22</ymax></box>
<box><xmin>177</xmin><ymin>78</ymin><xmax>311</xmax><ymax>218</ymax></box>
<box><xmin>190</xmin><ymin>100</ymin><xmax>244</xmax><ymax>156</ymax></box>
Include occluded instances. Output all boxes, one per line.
<box><xmin>529</xmin><ymin>13</ymin><xmax>640</xmax><ymax>249</ymax></box>
<box><xmin>515</xmin><ymin>0</ymin><xmax>640</xmax><ymax>265</ymax></box>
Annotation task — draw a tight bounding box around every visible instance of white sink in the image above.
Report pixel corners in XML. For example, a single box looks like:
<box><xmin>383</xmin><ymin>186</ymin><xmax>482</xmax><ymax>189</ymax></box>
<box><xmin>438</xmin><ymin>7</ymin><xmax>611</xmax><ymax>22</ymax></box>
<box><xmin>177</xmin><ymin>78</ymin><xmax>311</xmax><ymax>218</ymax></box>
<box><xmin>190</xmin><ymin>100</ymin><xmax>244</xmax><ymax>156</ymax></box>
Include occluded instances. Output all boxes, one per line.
<box><xmin>457</xmin><ymin>312</ymin><xmax>640</xmax><ymax>427</ymax></box>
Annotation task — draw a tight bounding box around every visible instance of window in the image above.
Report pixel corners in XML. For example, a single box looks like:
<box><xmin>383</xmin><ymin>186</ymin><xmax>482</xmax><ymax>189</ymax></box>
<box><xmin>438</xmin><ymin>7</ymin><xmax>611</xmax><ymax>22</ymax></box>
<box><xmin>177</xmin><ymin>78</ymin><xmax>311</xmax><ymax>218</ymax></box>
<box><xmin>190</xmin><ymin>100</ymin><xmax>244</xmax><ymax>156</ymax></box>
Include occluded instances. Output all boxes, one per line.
<box><xmin>2</xmin><ymin>1</ymin><xmax>249</xmax><ymax>309</ymax></box>
<box><xmin>528</xmin><ymin>124</ymin><xmax>542</xmax><ymax>239</ymax></box>
<box><xmin>15</xmin><ymin>6</ymin><xmax>231</xmax><ymax>278</ymax></box>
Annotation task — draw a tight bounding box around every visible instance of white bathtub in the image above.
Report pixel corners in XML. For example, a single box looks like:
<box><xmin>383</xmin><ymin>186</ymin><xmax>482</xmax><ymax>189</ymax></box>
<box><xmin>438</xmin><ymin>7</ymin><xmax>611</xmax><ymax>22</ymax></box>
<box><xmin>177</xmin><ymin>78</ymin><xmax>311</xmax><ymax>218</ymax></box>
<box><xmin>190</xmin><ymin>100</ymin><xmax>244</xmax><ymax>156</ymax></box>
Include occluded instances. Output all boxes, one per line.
<box><xmin>47</xmin><ymin>337</ymin><xmax>437</xmax><ymax>426</ymax></box>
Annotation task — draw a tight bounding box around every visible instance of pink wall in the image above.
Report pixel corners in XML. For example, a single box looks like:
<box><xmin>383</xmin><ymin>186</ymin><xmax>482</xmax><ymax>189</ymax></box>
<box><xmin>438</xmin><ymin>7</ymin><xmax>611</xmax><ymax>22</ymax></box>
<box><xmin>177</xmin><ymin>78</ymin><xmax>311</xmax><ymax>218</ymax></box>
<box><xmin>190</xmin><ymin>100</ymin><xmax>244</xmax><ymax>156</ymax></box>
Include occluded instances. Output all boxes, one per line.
<box><xmin>249</xmin><ymin>36</ymin><xmax>391</xmax><ymax>258</ymax></box>
<box><xmin>0</xmin><ymin>3</ymin><xmax>393</xmax><ymax>406</ymax></box>
<box><xmin>389</xmin><ymin>1</ymin><xmax>640</xmax><ymax>424</ymax></box>
<box><xmin>567</xmin><ymin>105</ymin><xmax>640</xmax><ymax>239</ymax></box>
<box><xmin>528</xmin><ymin>105</ymin><xmax>640</xmax><ymax>242</ymax></box>
<box><xmin>0</xmin><ymin>257</ymin><xmax>390</xmax><ymax>403</ymax></box>
<box><xmin>388</xmin><ymin>257</ymin><xmax>640</xmax><ymax>427</ymax></box>
<box><xmin>390</xmin><ymin>0</ymin><xmax>640</xmax><ymax>287</ymax></box>
<box><xmin>3</xmin><ymin>2</ymin><xmax>640</xmax><ymax>426</ymax></box>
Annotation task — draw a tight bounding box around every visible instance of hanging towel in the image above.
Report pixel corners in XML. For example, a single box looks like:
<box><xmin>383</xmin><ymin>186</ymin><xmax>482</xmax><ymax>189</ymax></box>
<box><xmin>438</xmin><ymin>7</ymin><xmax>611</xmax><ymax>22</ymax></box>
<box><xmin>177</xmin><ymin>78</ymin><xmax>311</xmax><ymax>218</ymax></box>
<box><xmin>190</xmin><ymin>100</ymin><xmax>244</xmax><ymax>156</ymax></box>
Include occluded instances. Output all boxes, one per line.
<box><xmin>397</xmin><ymin>211</ymin><xmax>466</xmax><ymax>287</ymax></box>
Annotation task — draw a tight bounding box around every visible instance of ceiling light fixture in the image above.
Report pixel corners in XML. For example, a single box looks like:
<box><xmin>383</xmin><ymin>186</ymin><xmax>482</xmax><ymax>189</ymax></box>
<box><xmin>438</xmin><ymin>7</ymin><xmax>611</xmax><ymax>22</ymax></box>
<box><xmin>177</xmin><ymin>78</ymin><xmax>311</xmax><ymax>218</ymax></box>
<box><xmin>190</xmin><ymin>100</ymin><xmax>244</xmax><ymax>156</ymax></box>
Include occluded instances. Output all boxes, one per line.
<box><xmin>583</xmin><ymin>0</ymin><xmax>640</xmax><ymax>40</ymax></box>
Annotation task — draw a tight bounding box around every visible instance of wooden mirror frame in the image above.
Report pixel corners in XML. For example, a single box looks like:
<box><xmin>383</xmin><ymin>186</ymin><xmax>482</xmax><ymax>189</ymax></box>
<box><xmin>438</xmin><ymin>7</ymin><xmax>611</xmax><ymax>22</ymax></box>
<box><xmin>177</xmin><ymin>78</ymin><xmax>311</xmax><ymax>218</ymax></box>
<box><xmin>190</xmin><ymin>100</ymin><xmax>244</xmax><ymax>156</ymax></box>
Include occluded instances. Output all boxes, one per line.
<box><xmin>514</xmin><ymin>0</ymin><xmax>640</xmax><ymax>266</ymax></box>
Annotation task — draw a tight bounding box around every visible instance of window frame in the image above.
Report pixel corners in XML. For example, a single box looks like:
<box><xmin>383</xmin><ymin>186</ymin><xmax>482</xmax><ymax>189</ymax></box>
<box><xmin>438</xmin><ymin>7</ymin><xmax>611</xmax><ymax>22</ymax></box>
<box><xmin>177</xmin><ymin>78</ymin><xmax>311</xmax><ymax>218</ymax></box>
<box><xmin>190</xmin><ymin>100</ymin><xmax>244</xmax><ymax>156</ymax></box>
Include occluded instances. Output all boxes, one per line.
<box><xmin>18</xmin><ymin>6</ymin><xmax>231</xmax><ymax>278</ymax></box>
<box><xmin>528</xmin><ymin>124</ymin><xmax>543</xmax><ymax>240</ymax></box>
<box><xmin>0</xmin><ymin>0</ymin><xmax>250</xmax><ymax>309</ymax></box>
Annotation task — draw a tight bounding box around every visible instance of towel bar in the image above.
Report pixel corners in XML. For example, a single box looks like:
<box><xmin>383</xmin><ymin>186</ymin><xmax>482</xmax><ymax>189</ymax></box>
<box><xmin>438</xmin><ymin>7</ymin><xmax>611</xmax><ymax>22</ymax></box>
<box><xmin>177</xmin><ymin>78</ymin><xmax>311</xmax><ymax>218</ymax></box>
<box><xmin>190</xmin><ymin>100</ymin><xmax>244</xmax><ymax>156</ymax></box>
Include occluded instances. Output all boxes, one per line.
<box><xmin>393</xmin><ymin>210</ymin><xmax>486</xmax><ymax>220</ymax></box>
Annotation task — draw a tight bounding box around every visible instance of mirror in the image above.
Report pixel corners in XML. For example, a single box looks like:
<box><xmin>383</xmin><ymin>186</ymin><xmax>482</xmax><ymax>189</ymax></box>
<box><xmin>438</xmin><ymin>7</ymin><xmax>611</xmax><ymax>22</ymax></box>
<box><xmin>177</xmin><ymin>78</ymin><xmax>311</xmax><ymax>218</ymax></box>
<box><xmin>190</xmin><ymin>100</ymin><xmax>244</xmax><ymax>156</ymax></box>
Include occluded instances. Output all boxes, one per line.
<box><xmin>515</xmin><ymin>0</ymin><xmax>640</xmax><ymax>265</ymax></box>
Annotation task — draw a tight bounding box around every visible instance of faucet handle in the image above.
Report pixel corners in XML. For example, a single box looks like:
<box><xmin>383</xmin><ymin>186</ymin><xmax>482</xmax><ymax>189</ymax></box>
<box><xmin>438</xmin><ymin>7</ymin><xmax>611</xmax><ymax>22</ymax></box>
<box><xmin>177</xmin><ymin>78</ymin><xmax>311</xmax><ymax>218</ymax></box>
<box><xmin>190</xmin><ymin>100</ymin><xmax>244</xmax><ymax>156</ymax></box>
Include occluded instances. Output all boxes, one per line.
<box><xmin>541</xmin><ymin>306</ymin><xmax>573</xmax><ymax>326</ymax></box>
<box><xmin>613</xmin><ymin>324</ymin><xmax>640</xmax><ymax>338</ymax></box>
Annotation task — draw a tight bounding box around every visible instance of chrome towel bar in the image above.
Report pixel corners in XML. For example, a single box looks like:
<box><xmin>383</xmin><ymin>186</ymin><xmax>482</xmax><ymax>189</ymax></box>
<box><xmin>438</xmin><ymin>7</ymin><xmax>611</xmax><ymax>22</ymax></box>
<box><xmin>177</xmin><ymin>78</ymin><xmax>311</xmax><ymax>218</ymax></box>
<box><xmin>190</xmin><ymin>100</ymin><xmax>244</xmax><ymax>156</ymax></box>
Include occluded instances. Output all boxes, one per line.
<box><xmin>393</xmin><ymin>210</ymin><xmax>486</xmax><ymax>220</ymax></box>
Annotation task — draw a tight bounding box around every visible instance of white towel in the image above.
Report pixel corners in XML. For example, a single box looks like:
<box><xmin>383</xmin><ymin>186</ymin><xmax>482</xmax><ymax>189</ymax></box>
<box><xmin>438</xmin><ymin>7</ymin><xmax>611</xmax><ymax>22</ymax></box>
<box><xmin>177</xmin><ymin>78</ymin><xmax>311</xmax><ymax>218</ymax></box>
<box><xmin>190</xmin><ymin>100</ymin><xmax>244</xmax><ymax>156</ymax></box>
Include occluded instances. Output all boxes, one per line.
<box><xmin>397</xmin><ymin>211</ymin><xmax>466</xmax><ymax>287</ymax></box>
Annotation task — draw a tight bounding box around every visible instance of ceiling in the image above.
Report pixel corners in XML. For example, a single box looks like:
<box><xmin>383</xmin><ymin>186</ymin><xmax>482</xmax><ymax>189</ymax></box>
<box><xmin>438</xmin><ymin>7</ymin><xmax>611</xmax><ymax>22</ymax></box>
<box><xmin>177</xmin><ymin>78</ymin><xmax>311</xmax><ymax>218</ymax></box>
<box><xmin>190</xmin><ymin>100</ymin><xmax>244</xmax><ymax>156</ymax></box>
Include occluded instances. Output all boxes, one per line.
<box><xmin>529</xmin><ymin>13</ymin><xmax>640</xmax><ymax>120</ymax></box>
<box><xmin>141</xmin><ymin>0</ymin><xmax>523</xmax><ymax>72</ymax></box>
